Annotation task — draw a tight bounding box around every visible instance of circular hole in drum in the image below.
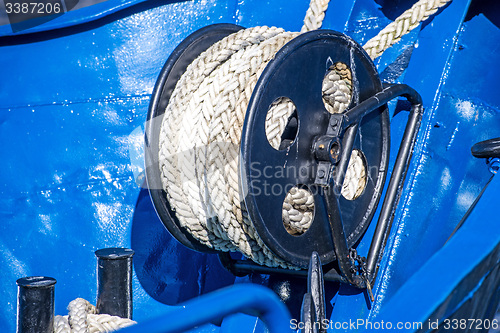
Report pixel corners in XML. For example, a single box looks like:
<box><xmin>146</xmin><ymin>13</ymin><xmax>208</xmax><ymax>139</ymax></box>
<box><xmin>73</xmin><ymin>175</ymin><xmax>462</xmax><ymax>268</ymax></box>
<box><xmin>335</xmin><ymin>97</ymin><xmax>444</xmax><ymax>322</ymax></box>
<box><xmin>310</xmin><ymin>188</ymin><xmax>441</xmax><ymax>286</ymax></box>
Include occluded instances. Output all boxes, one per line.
<box><xmin>282</xmin><ymin>185</ymin><xmax>315</xmax><ymax>236</ymax></box>
<box><xmin>265</xmin><ymin>97</ymin><xmax>298</xmax><ymax>150</ymax></box>
<box><xmin>341</xmin><ymin>149</ymin><xmax>367</xmax><ymax>201</ymax></box>
<box><xmin>322</xmin><ymin>62</ymin><xmax>353</xmax><ymax>114</ymax></box>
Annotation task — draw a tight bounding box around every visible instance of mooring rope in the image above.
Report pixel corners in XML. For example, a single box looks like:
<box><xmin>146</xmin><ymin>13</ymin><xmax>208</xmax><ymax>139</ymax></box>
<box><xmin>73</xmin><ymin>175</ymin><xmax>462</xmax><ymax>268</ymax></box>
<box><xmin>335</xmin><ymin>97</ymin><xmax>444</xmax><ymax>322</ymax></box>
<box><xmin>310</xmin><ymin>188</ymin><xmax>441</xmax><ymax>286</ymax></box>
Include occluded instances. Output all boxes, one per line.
<box><xmin>53</xmin><ymin>299</ymin><xmax>136</xmax><ymax>333</ymax></box>
<box><xmin>301</xmin><ymin>0</ymin><xmax>330</xmax><ymax>32</ymax></box>
<box><xmin>158</xmin><ymin>0</ymin><xmax>450</xmax><ymax>268</ymax></box>
<box><xmin>301</xmin><ymin>0</ymin><xmax>452</xmax><ymax>59</ymax></box>
<box><xmin>363</xmin><ymin>0</ymin><xmax>452</xmax><ymax>59</ymax></box>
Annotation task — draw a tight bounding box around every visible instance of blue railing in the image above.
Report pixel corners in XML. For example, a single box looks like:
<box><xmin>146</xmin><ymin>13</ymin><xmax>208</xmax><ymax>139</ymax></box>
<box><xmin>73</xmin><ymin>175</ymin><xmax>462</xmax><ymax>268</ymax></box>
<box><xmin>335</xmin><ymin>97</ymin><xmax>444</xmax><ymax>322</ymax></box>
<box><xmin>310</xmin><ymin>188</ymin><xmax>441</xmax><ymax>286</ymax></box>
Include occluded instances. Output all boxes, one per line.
<box><xmin>119</xmin><ymin>284</ymin><xmax>293</xmax><ymax>333</ymax></box>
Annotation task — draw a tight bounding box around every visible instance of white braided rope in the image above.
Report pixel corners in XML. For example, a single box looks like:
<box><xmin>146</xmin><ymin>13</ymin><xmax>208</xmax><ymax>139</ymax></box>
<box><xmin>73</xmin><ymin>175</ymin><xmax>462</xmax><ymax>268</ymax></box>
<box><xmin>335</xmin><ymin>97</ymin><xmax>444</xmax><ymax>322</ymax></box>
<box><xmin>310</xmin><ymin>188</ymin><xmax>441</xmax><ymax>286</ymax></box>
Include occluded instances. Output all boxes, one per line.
<box><xmin>342</xmin><ymin>150</ymin><xmax>367</xmax><ymax>200</ymax></box>
<box><xmin>265</xmin><ymin>97</ymin><xmax>296</xmax><ymax>151</ymax></box>
<box><xmin>301</xmin><ymin>0</ymin><xmax>330</xmax><ymax>32</ymax></box>
<box><xmin>301</xmin><ymin>0</ymin><xmax>451</xmax><ymax>58</ymax></box>
<box><xmin>160</xmin><ymin>27</ymin><xmax>300</xmax><ymax>268</ymax></box>
<box><xmin>201</xmin><ymin>31</ymin><xmax>301</xmax><ymax>265</ymax></box>
<box><xmin>363</xmin><ymin>0</ymin><xmax>451</xmax><ymax>59</ymax></box>
<box><xmin>157</xmin><ymin>0</ymin><xmax>448</xmax><ymax>266</ymax></box>
<box><xmin>322</xmin><ymin>62</ymin><xmax>352</xmax><ymax>114</ymax></box>
<box><xmin>53</xmin><ymin>299</ymin><xmax>136</xmax><ymax>333</ymax></box>
<box><xmin>282</xmin><ymin>187</ymin><xmax>315</xmax><ymax>235</ymax></box>
<box><xmin>160</xmin><ymin>27</ymin><xmax>289</xmax><ymax>252</ymax></box>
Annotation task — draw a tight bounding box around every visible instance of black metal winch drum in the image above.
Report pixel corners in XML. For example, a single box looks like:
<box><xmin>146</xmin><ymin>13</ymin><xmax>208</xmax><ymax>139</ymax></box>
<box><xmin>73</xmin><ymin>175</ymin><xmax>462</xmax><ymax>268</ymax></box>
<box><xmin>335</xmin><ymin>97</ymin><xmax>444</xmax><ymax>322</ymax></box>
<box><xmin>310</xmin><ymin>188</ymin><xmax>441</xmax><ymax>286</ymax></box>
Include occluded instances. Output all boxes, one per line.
<box><xmin>240</xmin><ymin>30</ymin><xmax>390</xmax><ymax>267</ymax></box>
<box><xmin>146</xmin><ymin>24</ymin><xmax>391</xmax><ymax>269</ymax></box>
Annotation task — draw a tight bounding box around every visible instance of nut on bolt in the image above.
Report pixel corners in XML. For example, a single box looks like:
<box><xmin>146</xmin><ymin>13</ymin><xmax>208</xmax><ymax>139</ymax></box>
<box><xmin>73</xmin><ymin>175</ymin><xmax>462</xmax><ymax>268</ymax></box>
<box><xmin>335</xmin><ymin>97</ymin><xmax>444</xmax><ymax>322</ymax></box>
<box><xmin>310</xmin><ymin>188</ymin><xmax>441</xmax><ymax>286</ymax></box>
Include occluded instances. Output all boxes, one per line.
<box><xmin>314</xmin><ymin>136</ymin><xmax>342</xmax><ymax>164</ymax></box>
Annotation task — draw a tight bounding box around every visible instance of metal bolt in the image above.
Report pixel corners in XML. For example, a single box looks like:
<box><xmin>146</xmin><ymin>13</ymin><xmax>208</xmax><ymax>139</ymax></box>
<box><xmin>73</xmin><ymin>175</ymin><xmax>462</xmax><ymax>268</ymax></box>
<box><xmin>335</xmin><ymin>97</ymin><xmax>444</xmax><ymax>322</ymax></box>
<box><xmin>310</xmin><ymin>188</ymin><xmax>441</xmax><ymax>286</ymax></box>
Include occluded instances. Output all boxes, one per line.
<box><xmin>318</xmin><ymin>169</ymin><xmax>325</xmax><ymax>178</ymax></box>
<box><xmin>488</xmin><ymin>158</ymin><xmax>500</xmax><ymax>174</ymax></box>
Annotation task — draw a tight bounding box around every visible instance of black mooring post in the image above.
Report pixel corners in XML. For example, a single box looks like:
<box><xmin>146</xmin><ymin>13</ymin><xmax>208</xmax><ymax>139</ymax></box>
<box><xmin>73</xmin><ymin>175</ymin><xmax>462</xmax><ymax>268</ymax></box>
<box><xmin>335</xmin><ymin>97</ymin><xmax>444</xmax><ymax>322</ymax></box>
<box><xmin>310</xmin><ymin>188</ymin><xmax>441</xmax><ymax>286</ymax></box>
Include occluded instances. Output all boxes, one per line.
<box><xmin>95</xmin><ymin>248</ymin><xmax>134</xmax><ymax>319</ymax></box>
<box><xmin>16</xmin><ymin>276</ymin><xmax>56</xmax><ymax>333</ymax></box>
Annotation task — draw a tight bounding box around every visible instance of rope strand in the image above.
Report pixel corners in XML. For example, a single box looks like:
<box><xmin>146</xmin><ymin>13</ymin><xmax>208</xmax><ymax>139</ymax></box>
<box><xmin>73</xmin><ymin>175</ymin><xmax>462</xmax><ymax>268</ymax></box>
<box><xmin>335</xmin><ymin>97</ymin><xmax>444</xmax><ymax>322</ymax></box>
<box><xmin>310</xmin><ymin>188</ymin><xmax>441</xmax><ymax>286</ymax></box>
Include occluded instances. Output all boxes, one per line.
<box><xmin>363</xmin><ymin>0</ymin><xmax>452</xmax><ymax>59</ymax></box>
<box><xmin>53</xmin><ymin>299</ymin><xmax>136</xmax><ymax>333</ymax></box>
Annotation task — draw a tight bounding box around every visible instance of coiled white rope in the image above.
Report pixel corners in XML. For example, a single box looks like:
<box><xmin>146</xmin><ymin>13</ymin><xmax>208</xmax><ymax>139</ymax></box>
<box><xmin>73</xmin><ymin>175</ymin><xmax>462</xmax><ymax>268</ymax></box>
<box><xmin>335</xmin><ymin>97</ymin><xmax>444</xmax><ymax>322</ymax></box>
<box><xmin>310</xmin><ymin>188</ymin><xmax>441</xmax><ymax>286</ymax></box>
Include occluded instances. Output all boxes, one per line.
<box><xmin>158</xmin><ymin>0</ymin><xmax>449</xmax><ymax>268</ymax></box>
<box><xmin>160</xmin><ymin>27</ymin><xmax>301</xmax><ymax>268</ymax></box>
<box><xmin>53</xmin><ymin>299</ymin><xmax>136</xmax><ymax>333</ymax></box>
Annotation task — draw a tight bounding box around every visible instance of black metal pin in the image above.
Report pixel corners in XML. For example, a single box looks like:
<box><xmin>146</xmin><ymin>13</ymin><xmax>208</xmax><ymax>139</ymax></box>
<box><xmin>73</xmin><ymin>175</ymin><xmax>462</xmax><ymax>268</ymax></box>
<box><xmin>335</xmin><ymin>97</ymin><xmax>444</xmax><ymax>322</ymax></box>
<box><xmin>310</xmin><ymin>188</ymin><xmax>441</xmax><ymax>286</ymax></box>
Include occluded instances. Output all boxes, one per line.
<box><xmin>95</xmin><ymin>248</ymin><xmax>134</xmax><ymax>319</ymax></box>
<box><xmin>16</xmin><ymin>276</ymin><xmax>56</xmax><ymax>333</ymax></box>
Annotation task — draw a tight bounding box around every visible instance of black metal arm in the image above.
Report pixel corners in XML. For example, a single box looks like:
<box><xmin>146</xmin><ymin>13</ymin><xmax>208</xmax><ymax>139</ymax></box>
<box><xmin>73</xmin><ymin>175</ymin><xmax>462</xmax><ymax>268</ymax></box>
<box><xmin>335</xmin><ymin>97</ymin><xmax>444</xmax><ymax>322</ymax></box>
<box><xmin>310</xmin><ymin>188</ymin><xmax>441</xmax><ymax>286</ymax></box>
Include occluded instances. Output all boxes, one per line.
<box><xmin>323</xmin><ymin>84</ymin><xmax>423</xmax><ymax>294</ymax></box>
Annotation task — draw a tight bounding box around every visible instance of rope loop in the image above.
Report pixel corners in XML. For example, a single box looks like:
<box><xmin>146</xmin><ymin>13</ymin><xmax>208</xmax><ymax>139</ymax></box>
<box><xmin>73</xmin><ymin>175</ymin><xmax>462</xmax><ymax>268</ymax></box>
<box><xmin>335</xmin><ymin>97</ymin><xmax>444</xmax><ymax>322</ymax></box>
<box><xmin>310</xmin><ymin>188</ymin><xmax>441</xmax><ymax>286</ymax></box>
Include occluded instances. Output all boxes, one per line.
<box><xmin>54</xmin><ymin>298</ymin><xmax>136</xmax><ymax>333</ymax></box>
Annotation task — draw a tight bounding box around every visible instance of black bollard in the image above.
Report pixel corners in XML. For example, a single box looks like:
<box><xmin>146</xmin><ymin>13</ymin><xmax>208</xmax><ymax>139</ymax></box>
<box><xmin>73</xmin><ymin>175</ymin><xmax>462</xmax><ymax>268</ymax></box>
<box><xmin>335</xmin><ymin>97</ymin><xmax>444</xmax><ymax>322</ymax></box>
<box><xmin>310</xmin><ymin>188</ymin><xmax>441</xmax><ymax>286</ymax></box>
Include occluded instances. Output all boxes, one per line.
<box><xmin>16</xmin><ymin>276</ymin><xmax>56</xmax><ymax>333</ymax></box>
<box><xmin>95</xmin><ymin>248</ymin><xmax>134</xmax><ymax>319</ymax></box>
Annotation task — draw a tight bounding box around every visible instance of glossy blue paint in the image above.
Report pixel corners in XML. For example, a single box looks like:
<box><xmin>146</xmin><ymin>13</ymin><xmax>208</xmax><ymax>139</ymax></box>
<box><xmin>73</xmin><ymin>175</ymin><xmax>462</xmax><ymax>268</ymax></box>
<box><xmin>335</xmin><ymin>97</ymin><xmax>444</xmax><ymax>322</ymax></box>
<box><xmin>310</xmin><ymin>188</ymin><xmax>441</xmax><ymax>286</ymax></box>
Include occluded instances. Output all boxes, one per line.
<box><xmin>365</xmin><ymin>174</ymin><xmax>500</xmax><ymax>332</ymax></box>
<box><xmin>375</xmin><ymin>0</ymin><xmax>499</xmax><ymax>309</ymax></box>
<box><xmin>0</xmin><ymin>1</ymin><xmax>241</xmax><ymax>331</ymax></box>
<box><xmin>332</xmin><ymin>1</ymin><xmax>466</xmax><ymax>324</ymax></box>
<box><xmin>219</xmin><ymin>313</ymin><xmax>266</xmax><ymax>333</ymax></box>
<box><xmin>330</xmin><ymin>0</ymin><xmax>500</xmax><ymax>330</ymax></box>
<box><xmin>131</xmin><ymin>188</ymin><xmax>236</xmax><ymax>305</ymax></box>
<box><xmin>1</xmin><ymin>0</ymin><xmax>499</xmax><ymax>332</ymax></box>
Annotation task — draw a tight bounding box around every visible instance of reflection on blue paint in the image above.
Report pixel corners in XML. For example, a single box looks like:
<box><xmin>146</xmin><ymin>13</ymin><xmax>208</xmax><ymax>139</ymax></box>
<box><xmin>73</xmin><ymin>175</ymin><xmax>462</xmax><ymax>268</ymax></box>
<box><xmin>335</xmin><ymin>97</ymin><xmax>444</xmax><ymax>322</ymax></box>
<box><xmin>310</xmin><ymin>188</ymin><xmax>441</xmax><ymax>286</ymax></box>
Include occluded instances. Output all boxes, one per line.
<box><xmin>1</xmin><ymin>0</ymin><xmax>499</xmax><ymax>332</ymax></box>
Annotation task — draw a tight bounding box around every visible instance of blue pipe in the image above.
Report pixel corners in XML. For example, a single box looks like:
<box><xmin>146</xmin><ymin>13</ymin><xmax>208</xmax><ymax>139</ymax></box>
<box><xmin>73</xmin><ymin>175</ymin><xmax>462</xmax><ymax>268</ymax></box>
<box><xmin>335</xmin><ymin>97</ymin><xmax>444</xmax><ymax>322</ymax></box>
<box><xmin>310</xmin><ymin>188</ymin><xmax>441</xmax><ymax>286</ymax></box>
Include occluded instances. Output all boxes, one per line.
<box><xmin>118</xmin><ymin>284</ymin><xmax>292</xmax><ymax>333</ymax></box>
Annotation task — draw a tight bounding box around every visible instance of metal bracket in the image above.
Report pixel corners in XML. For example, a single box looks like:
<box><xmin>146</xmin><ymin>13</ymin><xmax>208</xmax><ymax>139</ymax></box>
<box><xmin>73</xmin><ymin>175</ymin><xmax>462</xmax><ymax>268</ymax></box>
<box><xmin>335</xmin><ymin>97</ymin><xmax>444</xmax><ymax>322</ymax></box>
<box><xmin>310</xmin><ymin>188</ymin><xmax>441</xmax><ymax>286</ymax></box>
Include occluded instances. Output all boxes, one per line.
<box><xmin>323</xmin><ymin>84</ymin><xmax>423</xmax><ymax>294</ymax></box>
<box><xmin>299</xmin><ymin>252</ymin><xmax>327</xmax><ymax>333</ymax></box>
<box><xmin>218</xmin><ymin>252</ymin><xmax>347</xmax><ymax>284</ymax></box>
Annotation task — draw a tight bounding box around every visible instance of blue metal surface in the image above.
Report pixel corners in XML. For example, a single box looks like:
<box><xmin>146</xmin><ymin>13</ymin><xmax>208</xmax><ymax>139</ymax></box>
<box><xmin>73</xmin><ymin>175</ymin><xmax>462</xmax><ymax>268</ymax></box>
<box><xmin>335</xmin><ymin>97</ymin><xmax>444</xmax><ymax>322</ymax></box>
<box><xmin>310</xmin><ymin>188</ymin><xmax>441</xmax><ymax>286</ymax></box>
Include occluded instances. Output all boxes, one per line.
<box><xmin>0</xmin><ymin>1</ymin><xmax>241</xmax><ymax>330</ymax></box>
<box><xmin>366</xmin><ymin>174</ymin><xmax>500</xmax><ymax>332</ymax></box>
<box><xmin>131</xmin><ymin>188</ymin><xmax>236</xmax><ymax>304</ymax></box>
<box><xmin>118</xmin><ymin>284</ymin><xmax>292</xmax><ymax>333</ymax></box>
<box><xmin>1</xmin><ymin>0</ymin><xmax>499</xmax><ymax>332</ymax></box>
<box><xmin>327</xmin><ymin>0</ymin><xmax>493</xmax><ymax>325</ymax></box>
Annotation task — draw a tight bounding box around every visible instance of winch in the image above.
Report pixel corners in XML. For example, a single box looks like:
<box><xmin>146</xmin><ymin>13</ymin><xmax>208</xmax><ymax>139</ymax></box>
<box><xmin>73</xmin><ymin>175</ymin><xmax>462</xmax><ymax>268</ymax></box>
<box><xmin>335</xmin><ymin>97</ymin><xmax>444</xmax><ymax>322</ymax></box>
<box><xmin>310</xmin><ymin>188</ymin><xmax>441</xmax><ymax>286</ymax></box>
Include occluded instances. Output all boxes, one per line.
<box><xmin>145</xmin><ymin>23</ymin><xmax>423</xmax><ymax>297</ymax></box>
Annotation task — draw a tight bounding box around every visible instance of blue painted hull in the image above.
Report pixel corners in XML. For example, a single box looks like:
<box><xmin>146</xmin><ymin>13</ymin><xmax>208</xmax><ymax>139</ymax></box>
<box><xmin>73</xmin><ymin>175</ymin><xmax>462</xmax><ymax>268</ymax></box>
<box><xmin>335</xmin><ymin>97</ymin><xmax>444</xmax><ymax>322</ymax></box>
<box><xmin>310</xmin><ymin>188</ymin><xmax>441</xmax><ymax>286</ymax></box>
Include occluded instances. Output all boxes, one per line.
<box><xmin>1</xmin><ymin>0</ymin><xmax>499</xmax><ymax>332</ymax></box>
